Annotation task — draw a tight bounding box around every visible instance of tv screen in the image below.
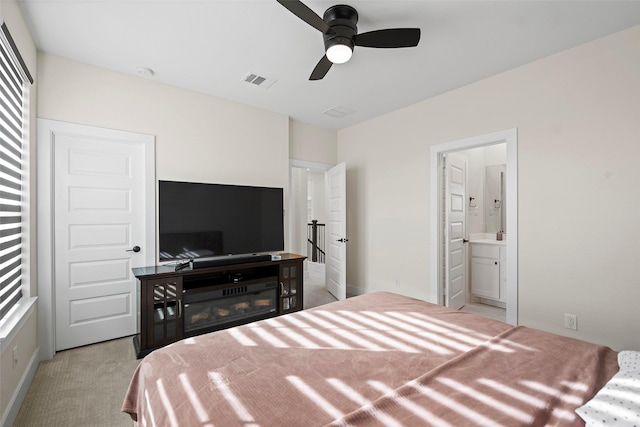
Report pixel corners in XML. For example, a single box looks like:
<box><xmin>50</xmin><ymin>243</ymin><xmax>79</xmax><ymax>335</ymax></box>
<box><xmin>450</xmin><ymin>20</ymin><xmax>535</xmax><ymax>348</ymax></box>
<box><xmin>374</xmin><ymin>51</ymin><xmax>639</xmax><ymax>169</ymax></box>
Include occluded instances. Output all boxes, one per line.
<box><xmin>158</xmin><ymin>180</ymin><xmax>284</xmax><ymax>262</ymax></box>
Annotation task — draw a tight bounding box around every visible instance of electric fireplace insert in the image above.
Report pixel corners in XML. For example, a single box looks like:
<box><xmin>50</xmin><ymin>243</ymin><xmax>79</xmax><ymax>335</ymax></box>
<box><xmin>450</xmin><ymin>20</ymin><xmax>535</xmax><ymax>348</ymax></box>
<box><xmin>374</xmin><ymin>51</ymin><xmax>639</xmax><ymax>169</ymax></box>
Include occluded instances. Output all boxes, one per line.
<box><xmin>183</xmin><ymin>277</ymin><xmax>278</xmax><ymax>335</ymax></box>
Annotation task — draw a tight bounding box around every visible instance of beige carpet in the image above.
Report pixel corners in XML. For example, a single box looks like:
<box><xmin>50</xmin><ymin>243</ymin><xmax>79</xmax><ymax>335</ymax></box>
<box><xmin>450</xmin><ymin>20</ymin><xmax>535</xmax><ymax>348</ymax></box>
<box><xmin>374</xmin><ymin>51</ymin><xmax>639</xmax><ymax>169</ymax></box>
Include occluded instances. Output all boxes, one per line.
<box><xmin>13</xmin><ymin>336</ymin><xmax>140</xmax><ymax>426</ymax></box>
<box><xmin>303</xmin><ymin>268</ymin><xmax>338</xmax><ymax>308</ymax></box>
<box><xmin>460</xmin><ymin>302</ymin><xmax>506</xmax><ymax>322</ymax></box>
<box><xmin>13</xmin><ymin>274</ymin><xmax>337</xmax><ymax>426</ymax></box>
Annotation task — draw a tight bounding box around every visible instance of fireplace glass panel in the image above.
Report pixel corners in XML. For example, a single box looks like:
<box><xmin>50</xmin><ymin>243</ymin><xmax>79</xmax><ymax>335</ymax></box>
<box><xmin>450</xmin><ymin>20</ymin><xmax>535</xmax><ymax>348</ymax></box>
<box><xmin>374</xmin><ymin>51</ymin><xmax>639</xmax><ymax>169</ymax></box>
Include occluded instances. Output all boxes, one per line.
<box><xmin>184</xmin><ymin>286</ymin><xmax>277</xmax><ymax>334</ymax></box>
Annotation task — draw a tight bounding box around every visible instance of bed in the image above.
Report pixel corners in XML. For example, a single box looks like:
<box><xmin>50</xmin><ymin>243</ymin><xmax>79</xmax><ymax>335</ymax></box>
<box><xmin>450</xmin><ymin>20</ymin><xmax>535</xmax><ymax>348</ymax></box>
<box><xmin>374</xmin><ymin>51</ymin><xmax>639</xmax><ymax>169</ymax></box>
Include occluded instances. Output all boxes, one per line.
<box><xmin>122</xmin><ymin>292</ymin><xmax>623</xmax><ymax>426</ymax></box>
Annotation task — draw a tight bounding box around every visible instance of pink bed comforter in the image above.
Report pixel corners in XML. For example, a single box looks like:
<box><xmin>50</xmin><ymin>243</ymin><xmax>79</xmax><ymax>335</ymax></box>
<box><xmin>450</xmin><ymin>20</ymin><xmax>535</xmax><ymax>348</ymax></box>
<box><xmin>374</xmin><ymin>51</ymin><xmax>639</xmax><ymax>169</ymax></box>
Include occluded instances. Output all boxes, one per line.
<box><xmin>122</xmin><ymin>292</ymin><xmax>617</xmax><ymax>426</ymax></box>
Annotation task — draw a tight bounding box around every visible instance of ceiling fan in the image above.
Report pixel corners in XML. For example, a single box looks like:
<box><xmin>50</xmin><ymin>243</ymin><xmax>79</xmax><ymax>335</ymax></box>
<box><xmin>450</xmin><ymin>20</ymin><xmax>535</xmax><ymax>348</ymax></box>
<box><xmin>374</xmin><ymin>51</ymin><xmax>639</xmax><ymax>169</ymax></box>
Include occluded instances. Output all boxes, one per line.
<box><xmin>276</xmin><ymin>0</ymin><xmax>421</xmax><ymax>80</ymax></box>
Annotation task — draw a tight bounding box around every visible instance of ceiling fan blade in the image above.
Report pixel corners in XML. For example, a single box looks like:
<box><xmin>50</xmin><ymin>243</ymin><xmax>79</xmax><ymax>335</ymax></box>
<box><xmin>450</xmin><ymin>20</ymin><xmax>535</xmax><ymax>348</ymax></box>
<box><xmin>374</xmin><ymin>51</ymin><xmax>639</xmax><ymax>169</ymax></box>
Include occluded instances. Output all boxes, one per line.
<box><xmin>354</xmin><ymin>28</ymin><xmax>421</xmax><ymax>48</ymax></box>
<box><xmin>309</xmin><ymin>55</ymin><xmax>332</xmax><ymax>81</ymax></box>
<box><xmin>276</xmin><ymin>0</ymin><xmax>331</xmax><ymax>34</ymax></box>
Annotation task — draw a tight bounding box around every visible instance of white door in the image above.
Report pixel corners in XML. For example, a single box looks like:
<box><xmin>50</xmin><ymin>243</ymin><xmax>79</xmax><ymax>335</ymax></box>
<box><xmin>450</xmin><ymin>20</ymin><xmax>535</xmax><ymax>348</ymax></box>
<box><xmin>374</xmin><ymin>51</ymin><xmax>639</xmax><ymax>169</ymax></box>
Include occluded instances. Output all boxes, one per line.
<box><xmin>43</xmin><ymin>120</ymin><xmax>155</xmax><ymax>351</ymax></box>
<box><xmin>325</xmin><ymin>163</ymin><xmax>347</xmax><ymax>301</ymax></box>
<box><xmin>444</xmin><ymin>153</ymin><xmax>466</xmax><ymax>309</ymax></box>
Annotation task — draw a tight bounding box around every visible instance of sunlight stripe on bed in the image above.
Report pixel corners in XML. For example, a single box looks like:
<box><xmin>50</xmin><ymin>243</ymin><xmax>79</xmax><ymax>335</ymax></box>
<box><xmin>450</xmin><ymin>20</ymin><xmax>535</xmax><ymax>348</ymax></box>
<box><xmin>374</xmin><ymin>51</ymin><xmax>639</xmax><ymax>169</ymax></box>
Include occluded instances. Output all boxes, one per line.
<box><xmin>331</xmin><ymin>327</ymin><xmax>389</xmax><ymax>352</ymax></box>
<box><xmin>402</xmin><ymin>380</ymin><xmax>500</xmax><ymax>427</ymax></box>
<box><xmin>327</xmin><ymin>378</ymin><xmax>403</xmax><ymax>427</ymax></box>
<box><xmin>245</xmin><ymin>325</ymin><xmax>289</xmax><ymax>348</ymax></box>
<box><xmin>358</xmin><ymin>329</ymin><xmax>420</xmax><ymax>353</ymax></box>
<box><xmin>520</xmin><ymin>380</ymin><xmax>584</xmax><ymax>406</ymax></box>
<box><xmin>477</xmin><ymin>378</ymin><xmax>576</xmax><ymax>422</ymax></box>
<box><xmin>226</xmin><ymin>327</ymin><xmax>258</xmax><ymax>346</ymax></box>
<box><xmin>275</xmin><ymin>325</ymin><xmax>323</xmax><ymax>348</ymax></box>
<box><xmin>368</xmin><ymin>380</ymin><xmax>454</xmax><ymax>427</ymax></box>
<box><xmin>178</xmin><ymin>373</ymin><xmax>213</xmax><ymax>426</ymax></box>
<box><xmin>155</xmin><ymin>379</ymin><xmax>179</xmax><ymax>427</ymax></box>
<box><xmin>287</xmin><ymin>375</ymin><xmax>344</xmax><ymax>420</ymax></box>
<box><xmin>438</xmin><ymin>377</ymin><xmax>533</xmax><ymax>423</ymax></box>
<box><xmin>209</xmin><ymin>372</ymin><xmax>258</xmax><ymax>426</ymax></box>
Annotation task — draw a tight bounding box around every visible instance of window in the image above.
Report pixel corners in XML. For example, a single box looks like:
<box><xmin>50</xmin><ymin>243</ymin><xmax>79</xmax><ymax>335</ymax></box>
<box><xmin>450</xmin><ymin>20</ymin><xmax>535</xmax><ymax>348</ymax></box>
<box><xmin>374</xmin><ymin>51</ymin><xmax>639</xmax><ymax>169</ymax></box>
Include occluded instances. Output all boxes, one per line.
<box><xmin>0</xmin><ymin>23</ymin><xmax>32</xmax><ymax>322</ymax></box>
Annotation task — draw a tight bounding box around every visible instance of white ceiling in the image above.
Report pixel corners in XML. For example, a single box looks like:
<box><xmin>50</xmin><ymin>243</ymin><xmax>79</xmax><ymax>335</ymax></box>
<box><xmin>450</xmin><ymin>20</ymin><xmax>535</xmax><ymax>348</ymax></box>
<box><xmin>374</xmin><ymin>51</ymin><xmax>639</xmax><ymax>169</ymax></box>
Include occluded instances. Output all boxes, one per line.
<box><xmin>17</xmin><ymin>0</ymin><xmax>640</xmax><ymax>130</ymax></box>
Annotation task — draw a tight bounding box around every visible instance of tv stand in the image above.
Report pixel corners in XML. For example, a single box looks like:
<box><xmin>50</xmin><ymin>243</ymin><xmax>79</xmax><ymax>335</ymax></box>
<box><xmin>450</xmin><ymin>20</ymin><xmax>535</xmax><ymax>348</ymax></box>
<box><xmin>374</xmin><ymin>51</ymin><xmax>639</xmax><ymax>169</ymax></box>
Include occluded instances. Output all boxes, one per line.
<box><xmin>132</xmin><ymin>253</ymin><xmax>306</xmax><ymax>358</ymax></box>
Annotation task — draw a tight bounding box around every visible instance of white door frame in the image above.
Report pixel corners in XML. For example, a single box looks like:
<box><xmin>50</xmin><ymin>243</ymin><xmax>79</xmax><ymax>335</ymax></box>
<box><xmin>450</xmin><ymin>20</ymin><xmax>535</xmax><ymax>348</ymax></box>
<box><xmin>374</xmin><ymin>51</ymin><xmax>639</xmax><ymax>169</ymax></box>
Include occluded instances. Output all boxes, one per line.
<box><xmin>429</xmin><ymin>129</ymin><xmax>518</xmax><ymax>325</ymax></box>
<box><xmin>288</xmin><ymin>159</ymin><xmax>333</xmax><ymax>253</ymax></box>
<box><xmin>37</xmin><ymin>119</ymin><xmax>156</xmax><ymax>360</ymax></box>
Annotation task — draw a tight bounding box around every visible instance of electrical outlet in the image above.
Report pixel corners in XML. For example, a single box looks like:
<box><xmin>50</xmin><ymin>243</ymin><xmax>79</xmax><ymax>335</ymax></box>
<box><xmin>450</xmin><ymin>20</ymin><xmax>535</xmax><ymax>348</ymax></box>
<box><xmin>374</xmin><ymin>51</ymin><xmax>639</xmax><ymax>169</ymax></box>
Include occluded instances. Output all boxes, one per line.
<box><xmin>564</xmin><ymin>314</ymin><xmax>578</xmax><ymax>330</ymax></box>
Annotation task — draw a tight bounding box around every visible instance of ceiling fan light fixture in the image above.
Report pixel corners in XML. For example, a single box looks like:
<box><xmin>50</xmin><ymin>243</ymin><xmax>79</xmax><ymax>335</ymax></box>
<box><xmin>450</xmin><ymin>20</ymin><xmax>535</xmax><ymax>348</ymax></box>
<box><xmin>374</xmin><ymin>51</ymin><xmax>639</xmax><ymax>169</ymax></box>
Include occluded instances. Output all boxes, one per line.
<box><xmin>326</xmin><ymin>40</ymin><xmax>353</xmax><ymax>64</ymax></box>
<box><xmin>277</xmin><ymin>1</ymin><xmax>420</xmax><ymax>80</ymax></box>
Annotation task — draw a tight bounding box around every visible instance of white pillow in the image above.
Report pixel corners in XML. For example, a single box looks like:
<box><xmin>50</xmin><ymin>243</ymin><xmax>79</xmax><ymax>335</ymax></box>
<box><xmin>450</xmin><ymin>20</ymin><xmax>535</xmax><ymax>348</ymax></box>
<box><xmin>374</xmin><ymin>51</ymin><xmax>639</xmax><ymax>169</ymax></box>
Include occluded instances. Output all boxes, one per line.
<box><xmin>618</xmin><ymin>350</ymin><xmax>640</xmax><ymax>372</ymax></box>
<box><xmin>575</xmin><ymin>351</ymin><xmax>640</xmax><ymax>427</ymax></box>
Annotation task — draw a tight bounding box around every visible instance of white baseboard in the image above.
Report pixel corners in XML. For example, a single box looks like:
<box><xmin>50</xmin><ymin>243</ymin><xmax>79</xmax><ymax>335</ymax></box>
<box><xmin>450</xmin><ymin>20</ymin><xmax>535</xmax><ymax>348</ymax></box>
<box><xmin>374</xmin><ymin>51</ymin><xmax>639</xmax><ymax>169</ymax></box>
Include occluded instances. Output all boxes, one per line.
<box><xmin>347</xmin><ymin>283</ymin><xmax>364</xmax><ymax>297</ymax></box>
<box><xmin>476</xmin><ymin>297</ymin><xmax>506</xmax><ymax>309</ymax></box>
<box><xmin>1</xmin><ymin>345</ymin><xmax>40</xmax><ymax>427</ymax></box>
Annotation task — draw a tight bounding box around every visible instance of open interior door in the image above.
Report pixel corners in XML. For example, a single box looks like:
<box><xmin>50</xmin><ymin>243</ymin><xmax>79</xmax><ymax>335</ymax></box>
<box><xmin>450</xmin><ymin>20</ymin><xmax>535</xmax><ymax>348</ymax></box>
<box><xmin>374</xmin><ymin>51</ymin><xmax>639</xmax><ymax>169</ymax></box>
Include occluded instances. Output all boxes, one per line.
<box><xmin>444</xmin><ymin>153</ymin><xmax>467</xmax><ymax>310</ymax></box>
<box><xmin>325</xmin><ymin>163</ymin><xmax>347</xmax><ymax>300</ymax></box>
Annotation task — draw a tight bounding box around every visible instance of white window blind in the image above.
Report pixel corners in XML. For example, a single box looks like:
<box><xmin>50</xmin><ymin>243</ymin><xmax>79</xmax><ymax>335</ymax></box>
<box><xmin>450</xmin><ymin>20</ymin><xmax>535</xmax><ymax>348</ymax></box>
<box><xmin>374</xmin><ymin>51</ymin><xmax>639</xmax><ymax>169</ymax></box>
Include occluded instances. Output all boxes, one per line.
<box><xmin>0</xmin><ymin>22</ymin><xmax>31</xmax><ymax>321</ymax></box>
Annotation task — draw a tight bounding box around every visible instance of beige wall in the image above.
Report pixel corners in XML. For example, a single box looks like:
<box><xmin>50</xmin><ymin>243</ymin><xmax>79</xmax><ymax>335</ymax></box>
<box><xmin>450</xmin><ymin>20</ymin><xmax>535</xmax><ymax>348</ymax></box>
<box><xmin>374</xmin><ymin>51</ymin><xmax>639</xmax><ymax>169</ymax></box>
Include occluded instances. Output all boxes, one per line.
<box><xmin>0</xmin><ymin>0</ymin><xmax>38</xmax><ymax>422</ymax></box>
<box><xmin>38</xmin><ymin>54</ymin><xmax>290</xmax><ymax>189</ymax></box>
<box><xmin>338</xmin><ymin>25</ymin><xmax>640</xmax><ymax>351</ymax></box>
<box><xmin>289</xmin><ymin>119</ymin><xmax>337</xmax><ymax>165</ymax></box>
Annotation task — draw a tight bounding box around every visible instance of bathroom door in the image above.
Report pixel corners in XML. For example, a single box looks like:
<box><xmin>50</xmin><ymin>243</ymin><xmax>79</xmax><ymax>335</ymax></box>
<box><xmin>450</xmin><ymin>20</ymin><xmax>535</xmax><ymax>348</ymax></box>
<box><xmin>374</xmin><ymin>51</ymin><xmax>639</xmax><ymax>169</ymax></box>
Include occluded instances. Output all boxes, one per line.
<box><xmin>443</xmin><ymin>153</ymin><xmax>467</xmax><ymax>309</ymax></box>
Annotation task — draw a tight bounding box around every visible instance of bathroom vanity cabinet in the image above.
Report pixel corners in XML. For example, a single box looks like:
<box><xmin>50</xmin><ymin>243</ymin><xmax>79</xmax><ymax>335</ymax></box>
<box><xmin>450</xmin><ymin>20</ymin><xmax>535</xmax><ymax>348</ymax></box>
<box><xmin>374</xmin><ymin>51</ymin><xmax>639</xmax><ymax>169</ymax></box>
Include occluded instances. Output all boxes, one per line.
<box><xmin>470</xmin><ymin>242</ymin><xmax>506</xmax><ymax>304</ymax></box>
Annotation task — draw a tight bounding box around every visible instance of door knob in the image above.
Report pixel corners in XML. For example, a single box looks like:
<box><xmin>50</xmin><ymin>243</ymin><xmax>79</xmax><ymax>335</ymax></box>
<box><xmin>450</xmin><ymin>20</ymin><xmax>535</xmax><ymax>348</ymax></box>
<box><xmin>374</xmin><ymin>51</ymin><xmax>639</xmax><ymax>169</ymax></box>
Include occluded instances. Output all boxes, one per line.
<box><xmin>337</xmin><ymin>238</ymin><xmax>349</xmax><ymax>243</ymax></box>
<box><xmin>126</xmin><ymin>246</ymin><xmax>141</xmax><ymax>253</ymax></box>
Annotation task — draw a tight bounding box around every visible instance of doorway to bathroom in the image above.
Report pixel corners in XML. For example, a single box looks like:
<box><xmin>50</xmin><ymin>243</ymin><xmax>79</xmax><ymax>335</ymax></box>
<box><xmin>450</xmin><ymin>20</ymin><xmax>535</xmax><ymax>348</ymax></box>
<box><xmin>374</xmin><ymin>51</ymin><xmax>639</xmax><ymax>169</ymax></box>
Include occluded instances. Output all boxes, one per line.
<box><xmin>429</xmin><ymin>129</ymin><xmax>518</xmax><ymax>325</ymax></box>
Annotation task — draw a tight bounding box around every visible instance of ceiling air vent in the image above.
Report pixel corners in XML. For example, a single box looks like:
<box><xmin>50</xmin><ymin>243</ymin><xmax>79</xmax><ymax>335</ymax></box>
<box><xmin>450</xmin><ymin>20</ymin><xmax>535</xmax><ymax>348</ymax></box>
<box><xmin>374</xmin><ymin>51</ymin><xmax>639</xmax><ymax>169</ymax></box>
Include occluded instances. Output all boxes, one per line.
<box><xmin>242</xmin><ymin>72</ymin><xmax>277</xmax><ymax>89</ymax></box>
<box><xmin>323</xmin><ymin>105</ymin><xmax>356</xmax><ymax>118</ymax></box>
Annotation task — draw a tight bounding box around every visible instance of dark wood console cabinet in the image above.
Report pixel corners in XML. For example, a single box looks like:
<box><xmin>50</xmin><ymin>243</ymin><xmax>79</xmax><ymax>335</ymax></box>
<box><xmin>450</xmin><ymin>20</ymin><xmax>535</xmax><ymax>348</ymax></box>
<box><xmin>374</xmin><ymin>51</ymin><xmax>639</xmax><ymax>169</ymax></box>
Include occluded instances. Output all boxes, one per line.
<box><xmin>132</xmin><ymin>253</ymin><xmax>306</xmax><ymax>358</ymax></box>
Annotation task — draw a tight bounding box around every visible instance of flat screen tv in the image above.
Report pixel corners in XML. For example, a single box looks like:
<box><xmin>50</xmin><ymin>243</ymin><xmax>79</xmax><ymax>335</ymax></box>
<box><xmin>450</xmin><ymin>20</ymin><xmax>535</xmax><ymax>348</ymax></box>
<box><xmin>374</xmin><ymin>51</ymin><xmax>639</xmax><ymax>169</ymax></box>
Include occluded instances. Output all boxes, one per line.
<box><xmin>158</xmin><ymin>180</ymin><xmax>284</xmax><ymax>262</ymax></box>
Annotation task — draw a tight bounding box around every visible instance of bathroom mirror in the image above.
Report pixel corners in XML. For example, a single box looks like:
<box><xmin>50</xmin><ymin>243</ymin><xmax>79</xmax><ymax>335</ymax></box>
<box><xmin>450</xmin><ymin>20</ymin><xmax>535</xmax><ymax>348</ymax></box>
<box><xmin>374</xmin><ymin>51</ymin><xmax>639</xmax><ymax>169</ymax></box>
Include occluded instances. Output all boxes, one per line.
<box><xmin>485</xmin><ymin>164</ymin><xmax>506</xmax><ymax>234</ymax></box>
